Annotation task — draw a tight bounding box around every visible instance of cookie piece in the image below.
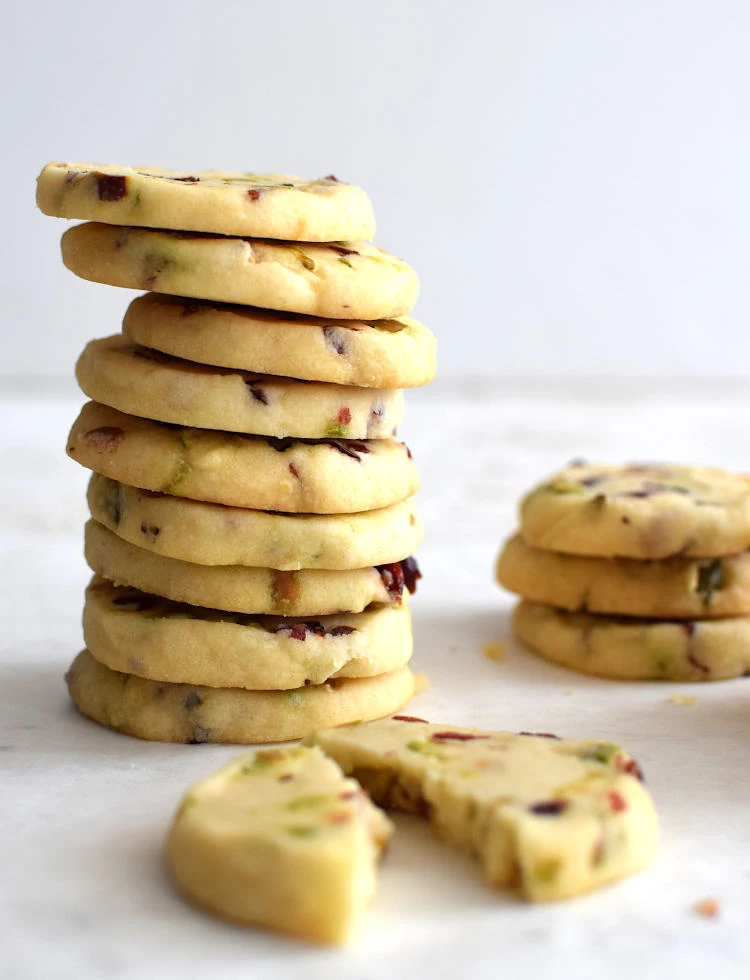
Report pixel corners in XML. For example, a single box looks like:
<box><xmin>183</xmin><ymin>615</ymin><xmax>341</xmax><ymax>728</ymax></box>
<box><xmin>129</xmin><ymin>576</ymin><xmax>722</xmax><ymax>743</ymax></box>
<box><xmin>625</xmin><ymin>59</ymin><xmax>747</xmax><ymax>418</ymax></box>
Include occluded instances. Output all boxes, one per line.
<box><xmin>66</xmin><ymin>651</ymin><xmax>418</xmax><ymax>743</ymax></box>
<box><xmin>85</xmin><ymin>521</ymin><xmax>420</xmax><ymax>616</ymax></box>
<box><xmin>83</xmin><ymin>577</ymin><xmax>413</xmax><ymax>690</ymax></box>
<box><xmin>68</xmin><ymin>402</ymin><xmax>417</xmax><ymax>513</ymax></box>
<box><xmin>306</xmin><ymin>719</ymin><xmax>657</xmax><ymax>902</ymax></box>
<box><xmin>37</xmin><ymin>163</ymin><xmax>375</xmax><ymax>242</ymax></box>
<box><xmin>61</xmin><ymin>224</ymin><xmax>419</xmax><ymax>319</ymax></box>
<box><xmin>87</xmin><ymin>476</ymin><xmax>423</xmax><ymax>570</ymax></box>
<box><xmin>166</xmin><ymin>746</ymin><xmax>391</xmax><ymax>945</ymax></box>
<box><xmin>512</xmin><ymin>600</ymin><xmax>750</xmax><ymax>681</ymax></box>
<box><xmin>497</xmin><ymin>533</ymin><xmax>750</xmax><ymax>618</ymax></box>
<box><xmin>123</xmin><ymin>294</ymin><xmax>436</xmax><ymax>389</ymax></box>
<box><xmin>75</xmin><ymin>338</ymin><xmax>403</xmax><ymax>441</ymax></box>
<box><xmin>521</xmin><ymin>462</ymin><xmax>750</xmax><ymax>559</ymax></box>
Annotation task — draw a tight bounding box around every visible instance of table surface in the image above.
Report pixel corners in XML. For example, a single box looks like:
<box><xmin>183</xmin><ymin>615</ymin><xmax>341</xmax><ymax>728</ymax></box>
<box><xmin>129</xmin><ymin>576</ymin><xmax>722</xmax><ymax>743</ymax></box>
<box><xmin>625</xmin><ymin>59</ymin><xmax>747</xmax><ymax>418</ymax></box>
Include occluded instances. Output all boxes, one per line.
<box><xmin>3</xmin><ymin>378</ymin><xmax>750</xmax><ymax>980</ymax></box>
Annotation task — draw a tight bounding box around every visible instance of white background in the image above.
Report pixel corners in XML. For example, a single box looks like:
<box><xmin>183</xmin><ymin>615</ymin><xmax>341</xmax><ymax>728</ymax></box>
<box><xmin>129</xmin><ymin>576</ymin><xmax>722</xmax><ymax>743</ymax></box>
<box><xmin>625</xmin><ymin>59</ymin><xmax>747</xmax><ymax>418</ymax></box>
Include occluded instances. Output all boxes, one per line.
<box><xmin>4</xmin><ymin>0</ymin><xmax>750</xmax><ymax>380</ymax></box>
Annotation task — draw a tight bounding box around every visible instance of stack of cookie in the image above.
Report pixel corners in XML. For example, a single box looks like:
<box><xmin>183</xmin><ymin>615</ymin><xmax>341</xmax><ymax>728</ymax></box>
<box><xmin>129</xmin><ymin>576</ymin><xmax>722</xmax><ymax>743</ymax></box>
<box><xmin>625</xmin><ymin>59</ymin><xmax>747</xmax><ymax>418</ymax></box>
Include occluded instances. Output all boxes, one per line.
<box><xmin>37</xmin><ymin>162</ymin><xmax>436</xmax><ymax>742</ymax></box>
<box><xmin>497</xmin><ymin>462</ymin><xmax>750</xmax><ymax>681</ymax></box>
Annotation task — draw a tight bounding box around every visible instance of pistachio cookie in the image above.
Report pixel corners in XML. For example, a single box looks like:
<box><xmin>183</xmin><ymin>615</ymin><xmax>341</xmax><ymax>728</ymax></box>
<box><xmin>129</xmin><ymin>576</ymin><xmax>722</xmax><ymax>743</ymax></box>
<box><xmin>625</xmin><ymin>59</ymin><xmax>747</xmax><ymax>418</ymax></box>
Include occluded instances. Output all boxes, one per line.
<box><xmin>76</xmin><ymin>337</ymin><xmax>403</xmax><ymax>441</ymax></box>
<box><xmin>512</xmin><ymin>600</ymin><xmax>750</xmax><ymax>681</ymax></box>
<box><xmin>87</xmin><ymin>476</ymin><xmax>423</xmax><ymax>570</ymax></box>
<box><xmin>497</xmin><ymin>533</ymin><xmax>750</xmax><ymax>618</ymax></box>
<box><xmin>62</xmin><ymin>223</ymin><xmax>419</xmax><ymax>319</ymax></box>
<box><xmin>307</xmin><ymin>719</ymin><xmax>657</xmax><ymax>902</ymax></box>
<box><xmin>85</xmin><ymin>521</ymin><xmax>421</xmax><ymax>616</ymax></box>
<box><xmin>38</xmin><ymin>163</ymin><xmax>376</xmax><ymax>242</ymax></box>
<box><xmin>521</xmin><ymin>462</ymin><xmax>750</xmax><ymax>559</ymax></box>
<box><xmin>123</xmin><ymin>294</ymin><xmax>436</xmax><ymax>389</ymax></box>
<box><xmin>83</xmin><ymin>577</ymin><xmax>413</xmax><ymax>690</ymax></box>
<box><xmin>68</xmin><ymin>402</ymin><xmax>417</xmax><ymax>513</ymax></box>
<box><xmin>66</xmin><ymin>650</ymin><xmax>418</xmax><ymax>743</ymax></box>
<box><xmin>166</xmin><ymin>746</ymin><xmax>391</xmax><ymax>945</ymax></box>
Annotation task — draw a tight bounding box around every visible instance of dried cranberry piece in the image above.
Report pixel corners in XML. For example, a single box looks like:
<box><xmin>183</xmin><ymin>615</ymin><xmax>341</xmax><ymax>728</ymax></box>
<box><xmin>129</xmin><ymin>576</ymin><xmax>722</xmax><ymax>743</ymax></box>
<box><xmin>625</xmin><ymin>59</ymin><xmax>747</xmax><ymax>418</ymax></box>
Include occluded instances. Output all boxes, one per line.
<box><xmin>324</xmin><ymin>439</ymin><xmax>370</xmax><ymax>461</ymax></box>
<box><xmin>518</xmin><ymin>732</ymin><xmax>561</xmax><ymax>739</ymax></box>
<box><xmin>288</xmin><ymin>463</ymin><xmax>300</xmax><ymax>480</ymax></box>
<box><xmin>322</xmin><ymin>174</ymin><xmax>340</xmax><ymax>182</ymax></box>
<box><xmin>329</xmin><ymin>625</ymin><xmax>356</xmax><ymax>636</ymax></box>
<box><xmin>430</xmin><ymin>731</ymin><xmax>491</xmax><ymax>742</ymax></box>
<box><xmin>615</xmin><ymin>755</ymin><xmax>645</xmax><ymax>782</ymax></box>
<box><xmin>529</xmin><ymin>799</ymin><xmax>569</xmax><ymax>816</ymax></box>
<box><xmin>392</xmin><ymin>715</ymin><xmax>428</xmax><ymax>723</ymax></box>
<box><xmin>608</xmin><ymin>790</ymin><xmax>628</xmax><ymax>813</ymax></box>
<box><xmin>401</xmin><ymin>556</ymin><xmax>421</xmax><ymax>594</ymax></box>
<box><xmin>322</xmin><ymin>325</ymin><xmax>347</xmax><ymax>355</ymax></box>
<box><xmin>83</xmin><ymin>426</ymin><xmax>124</xmax><ymax>452</ymax></box>
<box><xmin>377</xmin><ymin>562</ymin><xmax>405</xmax><ymax>599</ymax></box>
<box><xmin>140</xmin><ymin>523</ymin><xmax>160</xmax><ymax>541</ymax></box>
<box><xmin>95</xmin><ymin>174</ymin><xmax>127</xmax><ymax>201</ymax></box>
<box><xmin>247</xmin><ymin>188</ymin><xmax>261</xmax><ymax>201</ymax></box>
<box><xmin>337</xmin><ymin>407</ymin><xmax>351</xmax><ymax>425</ymax></box>
<box><xmin>169</xmin><ymin>175</ymin><xmax>200</xmax><ymax>183</ymax></box>
<box><xmin>245</xmin><ymin>380</ymin><xmax>268</xmax><ymax>404</ymax></box>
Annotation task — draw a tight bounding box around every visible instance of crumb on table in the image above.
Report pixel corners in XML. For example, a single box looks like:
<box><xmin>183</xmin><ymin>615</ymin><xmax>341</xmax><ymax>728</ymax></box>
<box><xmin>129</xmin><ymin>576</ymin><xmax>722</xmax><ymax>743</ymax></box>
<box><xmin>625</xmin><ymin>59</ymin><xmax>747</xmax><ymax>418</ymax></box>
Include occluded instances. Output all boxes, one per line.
<box><xmin>483</xmin><ymin>642</ymin><xmax>504</xmax><ymax>661</ymax></box>
<box><xmin>694</xmin><ymin>897</ymin><xmax>720</xmax><ymax>918</ymax></box>
<box><xmin>667</xmin><ymin>693</ymin><xmax>698</xmax><ymax>706</ymax></box>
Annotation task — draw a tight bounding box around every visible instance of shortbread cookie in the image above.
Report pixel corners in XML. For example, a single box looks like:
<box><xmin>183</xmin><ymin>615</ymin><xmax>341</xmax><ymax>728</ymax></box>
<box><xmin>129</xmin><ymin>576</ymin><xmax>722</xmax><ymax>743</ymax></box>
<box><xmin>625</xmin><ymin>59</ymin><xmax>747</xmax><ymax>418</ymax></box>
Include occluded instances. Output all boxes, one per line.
<box><xmin>123</xmin><ymin>294</ymin><xmax>436</xmax><ymax>389</ymax></box>
<box><xmin>37</xmin><ymin>163</ymin><xmax>376</xmax><ymax>242</ymax></box>
<box><xmin>62</xmin><ymin>223</ymin><xmax>419</xmax><ymax>319</ymax></box>
<box><xmin>76</xmin><ymin>337</ymin><xmax>403</xmax><ymax>440</ymax></box>
<box><xmin>83</xmin><ymin>577</ymin><xmax>413</xmax><ymax>690</ymax></box>
<box><xmin>166</xmin><ymin>746</ymin><xmax>391</xmax><ymax>944</ymax></box>
<box><xmin>85</xmin><ymin>521</ymin><xmax>421</xmax><ymax>616</ymax></box>
<box><xmin>306</xmin><ymin>719</ymin><xmax>657</xmax><ymax>902</ymax></box>
<box><xmin>68</xmin><ymin>402</ymin><xmax>417</xmax><ymax>513</ymax></box>
<box><xmin>497</xmin><ymin>533</ymin><xmax>750</xmax><ymax>618</ymax></box>
<box><xmin>521</xmin><ymin>462</ymin><xmax>750</xmax><ymax>559</ymax></box>
<box><xmin>87</xmin><ymin>476</ymin><xmax>423</xmax><ymax>570</ymax></box>
<box><xmin>65</xmin><ymin>650</ymin><xmax>418</xmax><ymax>743</ymax></box>
<box><xmin>513</xmin><ymin>600</ymin><xmax>750</xmax><ymax>681</ymax></box>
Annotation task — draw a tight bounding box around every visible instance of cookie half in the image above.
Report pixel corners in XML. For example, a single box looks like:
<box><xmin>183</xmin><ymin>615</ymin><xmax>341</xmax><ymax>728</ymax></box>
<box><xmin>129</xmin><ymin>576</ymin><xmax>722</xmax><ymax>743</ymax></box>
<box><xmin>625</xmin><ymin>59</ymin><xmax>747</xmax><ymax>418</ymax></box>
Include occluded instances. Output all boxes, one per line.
<box><xmin>83</xmin><ymin>577</ymin><xmax>413</xmax><ymax>690</ymax></box>
<box><xmin>123</xmin><ymin>294</ymin><xmax>436</xmax><ymax>389</ymax></box>
<box><xmin>65</xmin><ymin>650</ymin><xmax>418</xmax><ymax>743</ymax></box>
<box><xmin>497</xmin><ymin>533</ymin><xmax>750</xmax><ymax>618</ymax></box>
<box><xmin>87</xmin><ymin>476</ymin><xmax>423</xmax><ymax>570</ymax></box>
<box><xmin>306</xmin><ymin>719</ymin><xmax>657</xmax><ymax>902</ymax></box>
<box><xmin>68</xmin><ymin>402</ymin><xmax>417</xmax><ymax>513</ymax></box>
<box><xmin>38</xmin><ymin>163</ymin><xmax>376</xmax><ymax>242</ymax></box>
<box><xmin>76</xmin><ymin>337</ymin><xmax>403</xmax><ymax>440</ymax></box>
<box><xmin>166</xmin><ymin>746</ymin><xmax>391</xmax><ymax>945</ymax></box>
<box><xmin>62</xmin><ymin>223</ymin><xmax>419</xmax><ymax>319</ymax></box>
<box><xmin>513</xmin><ymin>600</ymin><xmax>750</xmax><ymax>681</ymax></box>
<box><xmin>85</xmin><ymin>520</ymin><xmax>421</xmax><ymax>615</ymax></box>
<box><xmin>521</xmin><ymin>462</ymin><xmax>750</xmax><ymax>559</ymax></box>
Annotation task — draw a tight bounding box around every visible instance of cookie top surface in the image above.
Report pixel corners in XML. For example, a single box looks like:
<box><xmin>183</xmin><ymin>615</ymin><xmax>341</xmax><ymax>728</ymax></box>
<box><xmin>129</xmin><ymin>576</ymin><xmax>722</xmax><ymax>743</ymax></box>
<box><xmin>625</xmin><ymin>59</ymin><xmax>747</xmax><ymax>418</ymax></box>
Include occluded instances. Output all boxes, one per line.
<box><xmin>122</xmin><ymin>294</ymin><xmax>436</xmax><ymax>389</ymax></box>
<box><xmin>37</xmin><ymin>162</ymin><xmax>376</xmax><ymax>242</ymax></box>
<box><xmin>521</xmin><ymin>462</ymin><xmax>750</xmax><ymax>558</ymax></box>
<box><xmin>61</xmin><ymin>223</ymin><xmax>419</xmax><ymax>320</ymax></box>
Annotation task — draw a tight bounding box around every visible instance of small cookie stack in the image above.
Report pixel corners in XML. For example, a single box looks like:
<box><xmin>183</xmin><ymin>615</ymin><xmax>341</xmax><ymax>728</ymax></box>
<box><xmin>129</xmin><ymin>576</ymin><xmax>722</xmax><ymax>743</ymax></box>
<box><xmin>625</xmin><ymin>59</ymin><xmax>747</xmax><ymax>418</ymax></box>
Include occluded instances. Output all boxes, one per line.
<box><xmin>37</xmin><ymin>162</ymin><xmax>436</xmax><ymax>742</ymax></box>
<box><xmin>497</xmin><ymin>462</ymin><xmax>750</xmax><ymax>681</ymax></box>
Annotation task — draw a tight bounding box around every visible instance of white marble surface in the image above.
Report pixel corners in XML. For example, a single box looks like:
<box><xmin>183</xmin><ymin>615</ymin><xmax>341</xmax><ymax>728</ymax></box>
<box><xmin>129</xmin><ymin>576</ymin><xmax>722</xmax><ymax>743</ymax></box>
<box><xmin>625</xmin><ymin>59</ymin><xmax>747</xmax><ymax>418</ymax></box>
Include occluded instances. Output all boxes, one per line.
<box><xmin>3</xmin><ymin>379</ymin><xmax>750</xmax><ymax>979</ymax></box>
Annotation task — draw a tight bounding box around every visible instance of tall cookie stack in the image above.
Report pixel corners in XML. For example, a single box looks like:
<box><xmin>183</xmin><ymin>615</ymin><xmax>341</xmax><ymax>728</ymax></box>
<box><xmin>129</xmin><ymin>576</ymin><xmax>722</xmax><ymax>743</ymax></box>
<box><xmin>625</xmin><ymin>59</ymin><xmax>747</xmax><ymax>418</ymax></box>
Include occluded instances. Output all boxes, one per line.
<box><xmin>37</xmin><ymin>163</ymin><xmax>436</xmax><ymax>742</ymax></box>
<box><xmin>497</xmin><ymin>462</ymin><xmax>750</xmax><ymax>681</ymax></box>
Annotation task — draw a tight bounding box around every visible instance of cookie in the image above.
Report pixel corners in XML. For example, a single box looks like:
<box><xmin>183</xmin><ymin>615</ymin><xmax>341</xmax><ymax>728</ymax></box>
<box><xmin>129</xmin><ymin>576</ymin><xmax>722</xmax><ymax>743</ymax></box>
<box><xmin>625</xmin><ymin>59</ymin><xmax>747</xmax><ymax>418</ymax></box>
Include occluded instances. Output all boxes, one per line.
<box><xmin>122</xmin><ymin>294</ymin><xmax>436</xmax><ymax>389</ymax></box>
<box><xmin>497</xmin><ymin>533</ymin><xmax>750</xmax><ymax>618</ymax></box>
<box><xmin>166</xmin><ymin>746</ymin><xmax>391</xmax><ymax>944</ymax></box>
<box><xmin>65</xmin><ymin>650</ymin><xmax>418</xmax><ymax>743</ymax></box>
<box><xmin>306</xmin><ymin>719</ymin><xmax>657</xmax><ymax>902</ymax></box>
<box><xmin>68</xmin><ymin>402</ymin><xmax>417</xmax><ymax>513</ymax></box>
<box><xmin>521</xmin><ymin>462</ymin><xmax>750</xmax><ymax>559</ymax></box>
<box><xmin>83</xmin><ymin>577</ymin><xmax>413</xmax><ymax>690</ymax></box>
<box><xmin>75</xmin><ymin>337</ymin><xmax>403</xmax><ymax>441</ymax></box>
<box><xmin>87</xmin><ymin>476</ymin><xmax>423</xmax><ymax>570</ymax></box>
<box><xmin>37</xmin><ymin>163</ymin><xmax>376</xmax><ymax>242</ymax></box>
<box><xmin>61</xmin><ymin>223</ymin><xmax>419</xmax><ymax>319</ymax></box>
<box><xmin>512</xmin><ymin>600</ymin><xmax>750</xmax><ymax>681</ymax></box>
<box><xmin>85</xmin><ymin>520</ymin><xmax>421</xmax><ymax>616</ymax></box>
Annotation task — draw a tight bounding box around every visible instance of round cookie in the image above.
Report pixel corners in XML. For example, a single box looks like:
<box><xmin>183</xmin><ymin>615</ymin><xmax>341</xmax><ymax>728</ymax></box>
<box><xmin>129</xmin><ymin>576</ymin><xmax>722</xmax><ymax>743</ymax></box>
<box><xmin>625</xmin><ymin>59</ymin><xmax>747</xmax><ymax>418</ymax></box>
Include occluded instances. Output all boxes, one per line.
<box><xmin>75</xmin><ymin>337</ymin><xmax>403</xmax><ymax>441</ymax></box>
<box><xmin>85</xmin><ymin>521</ymin><xmax>421</xmax><ymax>616</ymax></box>
<box><xmin>83</xmin><ymin>577</ymin><xmax>413</xmax><ymax>690</ymax></box>
<box><xmin>521</xmin><ymin>462</ymin><xmax>750</xmax><ymax>559</ymax></box>
<box><xmin>61</xmin><ymin>223</ymin><xmax>419</xmax><ymax>319</ymax></box>
<box><xmin>87</xmin><ymin>475</ymin><xmax>423</xmax><ymax>570</ymax></box>
<box><xmin>497</xmin><ymin>533</ymin><xmax>750</xmax><ymax>618</ymax></box>
<box><xmin>37</xmin><ymin>163</ymin><xmax>376</xmax><ymax>242</ymax></box>
<box><xmin>512</xmin><ymin>600</ymin><xmax>750</xmax><ymax>681</ymax></box>
<box><xmin>68</xmin><ymin>402</ymin><xmax>417</xmax><ymax>513</ymax></box>
<box><xmin>122</xmin><ymin>293</ymin><xmax>436</xmax><ymax>389</ymax></box>
<box><xmin>65</xmin><ymin>650</ymin><xmax>418</xmax><ymax>744</ymax></box>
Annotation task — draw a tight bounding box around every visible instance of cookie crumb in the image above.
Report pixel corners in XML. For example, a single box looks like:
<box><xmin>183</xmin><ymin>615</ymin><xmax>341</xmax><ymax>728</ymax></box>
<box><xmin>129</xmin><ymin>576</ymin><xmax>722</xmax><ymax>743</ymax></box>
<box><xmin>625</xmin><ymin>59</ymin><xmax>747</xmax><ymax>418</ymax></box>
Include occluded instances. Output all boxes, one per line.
<box><xmin>483</xmin><ymin>643</ymin><xmax>505</xmax><ymax>661</ymax></box>
<box><xmin>694</xmin><ymin>897</ymin><xmax>720</xmax><ymax>918</ymax></box>
<box><xmin>667</xmin><ymin>693</ymin><xmax>698</xmax><ymax>706</ymax></box>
